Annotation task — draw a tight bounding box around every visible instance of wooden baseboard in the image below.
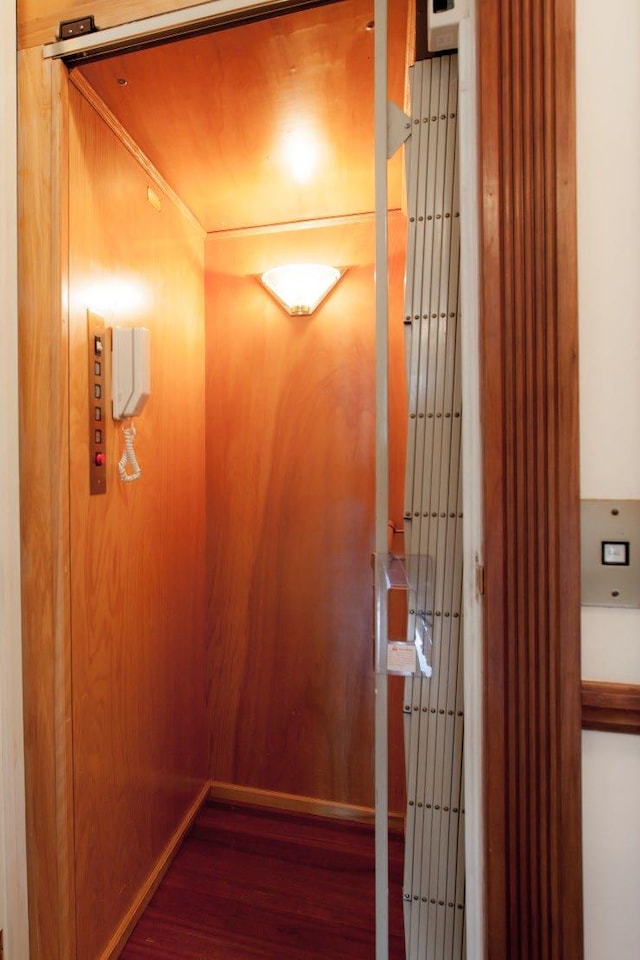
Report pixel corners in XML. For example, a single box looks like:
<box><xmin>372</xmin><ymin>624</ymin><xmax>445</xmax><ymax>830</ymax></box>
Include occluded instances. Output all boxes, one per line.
<box><xmin>99</xmin><ymin>782</ymin><xmax>209</xmax><ymax>960</ymax></box>
<box><xmin>209</xmin><ymin>781</ymin><xmax>405</xmax><ymax>833</ymax></box>
<box><xmin>582</xmin><ymin>681</ymin><xmax>640</xmax><ymax>735</ymax></box>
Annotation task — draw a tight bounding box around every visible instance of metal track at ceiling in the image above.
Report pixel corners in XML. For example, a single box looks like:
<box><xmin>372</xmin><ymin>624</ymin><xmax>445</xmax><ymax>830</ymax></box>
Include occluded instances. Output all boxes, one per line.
<box><xmin>42</xmin><ymin>0</ymin><xmax>340</xmax><ymax>63</ymax></box>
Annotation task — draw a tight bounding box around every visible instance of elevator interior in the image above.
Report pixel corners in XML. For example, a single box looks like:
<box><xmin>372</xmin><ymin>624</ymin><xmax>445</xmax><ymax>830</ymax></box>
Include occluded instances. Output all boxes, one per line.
<box><xmin>62</xmin><ymin>2</ymin><xmax>413</xmax><ymax>956</ymax></box>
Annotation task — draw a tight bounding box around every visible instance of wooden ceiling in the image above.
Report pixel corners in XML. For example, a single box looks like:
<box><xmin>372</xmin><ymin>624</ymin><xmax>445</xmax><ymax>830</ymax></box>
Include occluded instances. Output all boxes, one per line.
<box><xmin>75</xmin><ymin>0</ymin><xmax>411</xmax><ymax>234</ymax></box>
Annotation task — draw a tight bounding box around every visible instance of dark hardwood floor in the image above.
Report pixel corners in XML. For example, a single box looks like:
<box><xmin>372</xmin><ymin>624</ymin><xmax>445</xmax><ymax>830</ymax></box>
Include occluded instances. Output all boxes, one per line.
<box><xmin>122</xmin><ymin>801</ymin><xmax>406</xmax><ymax>959</ymax></box>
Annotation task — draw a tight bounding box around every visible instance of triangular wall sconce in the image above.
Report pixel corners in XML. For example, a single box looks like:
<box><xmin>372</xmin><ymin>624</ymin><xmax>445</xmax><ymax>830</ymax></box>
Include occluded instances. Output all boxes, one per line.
<box><xmin>259</xmin><ymin>264</ymin><xmax>346</xmax><ymax>316</ymax></box>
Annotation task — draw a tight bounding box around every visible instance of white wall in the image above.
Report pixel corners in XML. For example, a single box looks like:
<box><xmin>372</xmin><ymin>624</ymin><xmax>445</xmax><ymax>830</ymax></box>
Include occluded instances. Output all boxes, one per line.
<box><xmin>582</xmin><ymin>732</ymin><xmax>640</xmax><ymax>960</ymax></box>
<box><xmin>577</xmin><ymin>2</ymin><xmax>640</xmax><ymax>957</ymax></box>
<box><xmin>0</xmin><ymin>0</ymin><xmax>30</xmax><ymax>954</ymax></box>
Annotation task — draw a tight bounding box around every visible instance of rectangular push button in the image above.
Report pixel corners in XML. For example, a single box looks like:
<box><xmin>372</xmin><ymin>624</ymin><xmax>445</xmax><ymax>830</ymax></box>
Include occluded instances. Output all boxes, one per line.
<box><xmin>602</xmin><ymin>541</ymin><xmax>629</xmax><ymax>566</ymax></box>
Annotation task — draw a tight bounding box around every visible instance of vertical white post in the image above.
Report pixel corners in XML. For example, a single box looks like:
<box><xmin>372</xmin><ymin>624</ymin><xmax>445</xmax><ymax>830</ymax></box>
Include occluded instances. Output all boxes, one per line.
<box><xmin>374</xmin><ymin>557</ymin><xmax>389</xmax><ymax>960</ymax></box>
<box><xmin>374</xmin><ymin>1</ymin><xmax>389</xmax><ymax>958</ymax></box>
<box><xmin>458</xmin><ymin>6</ymin><xmax>485</xmax><ymax>959</ymax></box>
<box><xmin>0</xmin><ymin>0</ymin><xmax>30</xmax><ymax>955</ymax></box>
<box><xmin>374</xmin><ymin>0</ymin><xmax>389</xmax><ymax>541</ymax></box>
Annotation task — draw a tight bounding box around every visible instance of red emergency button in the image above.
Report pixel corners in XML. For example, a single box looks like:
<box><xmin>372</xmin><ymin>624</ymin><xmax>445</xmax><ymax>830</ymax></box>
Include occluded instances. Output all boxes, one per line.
<box><xmin>95</xmin><ymin>452</ymin><xmax>106</xmax><ymax>467</ymax></box>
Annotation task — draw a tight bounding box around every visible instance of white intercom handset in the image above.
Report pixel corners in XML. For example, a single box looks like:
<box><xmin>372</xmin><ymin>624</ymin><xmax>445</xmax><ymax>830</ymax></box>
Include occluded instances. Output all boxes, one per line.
<box><xmin>111</xmin><ymin>327</ymin><xmax>151</xmax><ymax>482</ymax></box>
<box><xmin>112</xmin><ymin>327</ymin><xmax>151</xmax><ymax>419</ymax></box>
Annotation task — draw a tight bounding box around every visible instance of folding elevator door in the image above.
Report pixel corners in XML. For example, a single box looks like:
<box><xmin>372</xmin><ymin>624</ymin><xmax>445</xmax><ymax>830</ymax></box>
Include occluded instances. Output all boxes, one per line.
<box><xmin>401</xmin><ymin>54</ymin><xmax>464</xmax><ymax>960</ymax></box>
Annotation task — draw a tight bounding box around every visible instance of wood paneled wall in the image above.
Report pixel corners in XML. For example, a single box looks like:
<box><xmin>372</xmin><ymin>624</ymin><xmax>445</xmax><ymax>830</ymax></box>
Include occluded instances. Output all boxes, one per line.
<box><xmin>18</xmin><ymin>0</ymin><xmax>219</xmax><ymax>49</ymax></box>
<box><xmin>477</xmin><ymin>1</ymin><xmax>583</xmax><ymax>957</ymax></box>
<box><xmin>18</xmin><ymin>48</ymin><xmax>75</xmax><ymax>960</ymax></box>
<box><xmin>66</xmin><ymin>86</ymin><xmax>208</xmax><ymax>959</ymax></box>
<box><xmin>205</xmin><ymin>218</ymin><xmax>407</xmax><ymax>816</ymax></box>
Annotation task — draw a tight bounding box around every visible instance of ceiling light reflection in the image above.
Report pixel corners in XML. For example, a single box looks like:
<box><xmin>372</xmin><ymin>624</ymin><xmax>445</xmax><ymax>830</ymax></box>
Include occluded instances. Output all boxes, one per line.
<box><xmin>80</xmin><ymin>277</ymin><xmax>151</xmax><ymax>318</ymax></box>
<box><xmin>281</xmin><ymin>128</ymin><xmax>320</xmax><ymax>184</ymax></box>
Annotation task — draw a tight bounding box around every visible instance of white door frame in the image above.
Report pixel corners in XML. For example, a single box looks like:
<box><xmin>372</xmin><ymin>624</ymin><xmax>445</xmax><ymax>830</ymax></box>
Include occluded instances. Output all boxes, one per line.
<box><xmin>458</xmin><ymin>6</ymin><xmax>485</xmax><ymax>958</ymax></box>
<box><xmin>1</xmin><ymin>0</ymin><xmax>30</xmax><ymax>955</ymax></box>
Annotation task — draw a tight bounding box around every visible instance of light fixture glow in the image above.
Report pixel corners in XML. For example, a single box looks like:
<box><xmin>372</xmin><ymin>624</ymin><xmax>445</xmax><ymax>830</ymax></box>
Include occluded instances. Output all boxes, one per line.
<box><xmin>260</xmin><ymin>264</ymin><xmax>344</xmax><ymax>316</ymax></box>
<box><xmin>79</xmin><ymin>276</ymin><xmax>151</xmax><ymax>317</ymax></box>
<box><xmin>281</xmin><ymin>129</ymin><xmax>320</xmax><ymax>184</ymax></box>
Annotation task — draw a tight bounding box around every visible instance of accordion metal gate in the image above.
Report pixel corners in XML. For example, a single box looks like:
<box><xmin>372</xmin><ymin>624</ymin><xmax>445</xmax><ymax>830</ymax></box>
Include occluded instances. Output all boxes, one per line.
<box><xmin>401</xmin><ymin>54</ymin><xmax>464</xmax><ymax>960</ymax></box>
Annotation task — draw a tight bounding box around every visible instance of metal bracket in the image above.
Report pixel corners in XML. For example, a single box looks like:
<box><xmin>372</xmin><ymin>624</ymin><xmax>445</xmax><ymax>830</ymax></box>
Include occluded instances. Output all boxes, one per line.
<box><xmin>387</xmin><ymin>101</ymin><xmax>412</xmax><ymax>159</ymax></box>
<box><xmin>58</xmin><ymin>16</ymin><xmax>98</xmax><ymax>40</ymax></box>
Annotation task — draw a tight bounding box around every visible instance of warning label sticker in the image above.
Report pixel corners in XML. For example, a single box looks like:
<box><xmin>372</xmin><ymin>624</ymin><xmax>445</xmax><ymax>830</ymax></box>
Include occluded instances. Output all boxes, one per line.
<box><xmin>387</xmin><ymin>642</ymin><xmax>417</xmax><ymax>675</ymax></box>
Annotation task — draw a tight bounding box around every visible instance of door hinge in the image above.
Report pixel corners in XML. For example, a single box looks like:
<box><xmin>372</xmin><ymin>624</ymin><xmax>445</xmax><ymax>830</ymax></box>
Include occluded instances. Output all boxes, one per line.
<box><xmin>475</xmin><ymin>562</ymin><xmax>485</xmax><ymax>597</ymax></box>
<box><xmin>58</xmin><ymin>16</ymin><xmax>98</xmax><ymax>40</ymax></box>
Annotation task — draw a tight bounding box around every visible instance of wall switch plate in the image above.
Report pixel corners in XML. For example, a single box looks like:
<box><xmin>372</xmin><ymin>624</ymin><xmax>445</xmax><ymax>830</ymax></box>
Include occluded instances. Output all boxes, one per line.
<box><xmin>581</xmin><ymin>499</ymin><xmax>640</xmax><ymax>607</ymax></box>
<box><xmin>426</xmin><ymin>0</ymin><xmax>469</xmax><ymax>52</ymax></box>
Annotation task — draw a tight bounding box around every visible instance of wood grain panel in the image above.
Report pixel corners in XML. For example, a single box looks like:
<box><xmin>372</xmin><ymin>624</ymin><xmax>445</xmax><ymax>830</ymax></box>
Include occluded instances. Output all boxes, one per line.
<box><xmin>68</xmin><ymin>84</ymin><xmax>208</xmax><ymax>960</ymax></box>
<box><xmin>205</xmin><ymin>216</ymin><xmax>407</xmax><ymax>817</ymax></box>
<box><xmin>477</xmin><ymin>1</ymin><xmax>583</xmax><ymax>957</ymax></box>
<box><xmin>99</xmin><ymin>784</ymin><xmax>209</xmax><ymax>959</ymax></box>
<box><xmin>205</xmin><ymin>209</ymin><xmax>405</xmax><ymax>276</ymax></box>
<box><xmin>582</xmin><ymin>682</ymin><xmax>640</xmax><ymax>736</ymax></box>
<box><xmin>69</xmin><ymin>68</ymin><xmax>205</xmax><ymax>238</ymax></box>
<box><xmin>17</xmin><ymin>48</ymin><xmax>75</xmax><ymax>960</ymax></box>
<box><xmin>18</xmin><ymin>0</ymin><xmax>210</xmax><ymax>49</ymax></box>
<box><xmin>75</xmin><ymin>0</ymin><xmax>410</xmax><ymax>232</ymax></box>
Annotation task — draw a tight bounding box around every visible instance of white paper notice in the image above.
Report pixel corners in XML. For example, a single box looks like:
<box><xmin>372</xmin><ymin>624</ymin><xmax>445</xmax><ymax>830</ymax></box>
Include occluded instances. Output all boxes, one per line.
<box><xmin>387</xmin><ymin>642</ymin><xmax>417</xmax><ymax>675</ymax></box>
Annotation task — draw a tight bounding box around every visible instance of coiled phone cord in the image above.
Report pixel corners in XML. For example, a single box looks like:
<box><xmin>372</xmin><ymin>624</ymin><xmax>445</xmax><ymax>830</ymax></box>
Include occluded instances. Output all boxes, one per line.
<box><xmin>118</xmin><ymin>422</ymin><xmax>141</xmax><ymax>482</ymax></box>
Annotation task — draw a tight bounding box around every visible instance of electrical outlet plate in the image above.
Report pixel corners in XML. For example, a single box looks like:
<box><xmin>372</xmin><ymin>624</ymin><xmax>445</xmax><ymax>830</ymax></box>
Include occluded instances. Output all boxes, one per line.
<box><xmin>581</xmin><ymin>499</ymin><xmax>640</xmax><ymax>607</ymax></box>
<box><xmin>426</xmin><ymin>0</ymin><xmax>470</xmax><ymax>53</ymax></box>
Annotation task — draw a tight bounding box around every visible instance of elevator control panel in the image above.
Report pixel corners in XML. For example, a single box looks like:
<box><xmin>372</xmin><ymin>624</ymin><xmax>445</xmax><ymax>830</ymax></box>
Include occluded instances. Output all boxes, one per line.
<box><xmin>581</xmin><ymin>500</ymin><xmax>640</xmax><ymax>607</ymax></box>
<box><xmin>88</xmin><ymin>310</ymin><xmax>107</xmax><ymax>495</ymax></box>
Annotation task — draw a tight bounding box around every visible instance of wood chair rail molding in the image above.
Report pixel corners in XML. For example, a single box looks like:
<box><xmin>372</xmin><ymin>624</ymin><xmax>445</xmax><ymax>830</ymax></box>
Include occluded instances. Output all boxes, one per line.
<box><xmin>582</xmin><ymin>681</ymin><xmax>640</xmax><ymax>736</ymax></box>
<box><xmin>477</xmin><ymin>1</ymin><xmax>583</xmax><ymax>957</ymax></box>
